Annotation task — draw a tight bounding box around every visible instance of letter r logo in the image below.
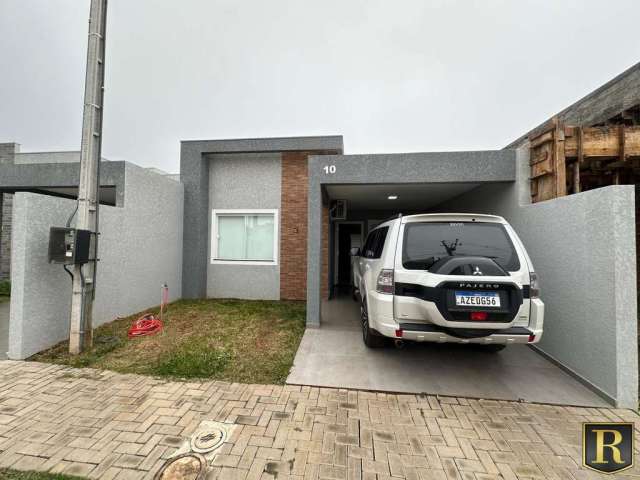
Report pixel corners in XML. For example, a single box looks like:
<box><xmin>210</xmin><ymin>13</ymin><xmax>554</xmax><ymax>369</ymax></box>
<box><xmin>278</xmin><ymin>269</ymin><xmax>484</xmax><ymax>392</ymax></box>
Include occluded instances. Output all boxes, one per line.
<box><xmin>583</xmin><ymin>423</ymin><xmax>634</xmax><ymax>473</ymax></box>
<box><xmin>592</xmin><ymin>429</ymin><xmax>624</xmax><ymax>464</ymax></box>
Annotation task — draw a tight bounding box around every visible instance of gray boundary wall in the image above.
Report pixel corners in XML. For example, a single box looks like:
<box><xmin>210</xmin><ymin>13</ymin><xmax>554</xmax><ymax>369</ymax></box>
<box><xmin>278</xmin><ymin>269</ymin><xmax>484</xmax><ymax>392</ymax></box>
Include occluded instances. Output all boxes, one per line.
<box><xmin>435</xmin><ymin>149</ymin><xmax>637</xmax><ymax>407</ymax></box>
<box><xmin>7</xmin><ymin>163</ymin><xmax>184</xmax><ymax>359</ymax></box>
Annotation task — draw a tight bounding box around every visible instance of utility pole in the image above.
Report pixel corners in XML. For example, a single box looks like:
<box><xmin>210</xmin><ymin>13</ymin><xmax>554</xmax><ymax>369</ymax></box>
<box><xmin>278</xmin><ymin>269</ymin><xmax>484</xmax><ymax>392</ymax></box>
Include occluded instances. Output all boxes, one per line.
<box><xmin>69</xmin><ymin>0</ymin><xmax>108</xmax><ymax>354</ymax></box>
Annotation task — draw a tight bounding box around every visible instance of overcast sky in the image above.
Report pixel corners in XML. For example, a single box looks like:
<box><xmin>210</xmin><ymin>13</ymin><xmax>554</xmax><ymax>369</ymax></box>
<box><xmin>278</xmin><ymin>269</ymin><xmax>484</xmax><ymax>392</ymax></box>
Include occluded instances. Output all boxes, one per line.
<box><xmin>1</xmin><ymin>1</ymin><xmax>639</xmax><ymax>173</ymax></box>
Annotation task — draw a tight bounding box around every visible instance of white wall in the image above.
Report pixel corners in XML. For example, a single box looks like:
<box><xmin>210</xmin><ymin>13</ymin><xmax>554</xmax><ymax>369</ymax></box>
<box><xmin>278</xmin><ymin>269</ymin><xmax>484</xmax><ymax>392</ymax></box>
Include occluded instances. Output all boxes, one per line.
<box><xmin>434</xmin><ymin>149</ymin><xmax>638</xmax><ymax>407</ymax></box>
<box><xmin>8</xmin><ymin>163</ymin><xmax>183</xmax><ymax>359</ymax></box>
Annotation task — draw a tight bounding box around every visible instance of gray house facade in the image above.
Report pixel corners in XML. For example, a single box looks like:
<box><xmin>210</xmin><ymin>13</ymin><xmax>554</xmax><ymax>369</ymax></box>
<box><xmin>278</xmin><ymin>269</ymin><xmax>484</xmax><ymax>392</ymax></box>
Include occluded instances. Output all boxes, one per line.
<box><xmin>0</xmin><ymin>62</ymin><xmax>638</xmax><ymax>407</ymax></box>
<box><xmin>174</xmin><ymin>135</ymin><xmax>637</xmax><ymax>408</ymax></box>
<box><xmin>175</xmin><ymin>62</ymin><xmax>640</xmax><ymax>408</ymax></box>
<box><xmin>180</xmin><ymin>136</ymin><xmax>343</xmax><ymax>303</ymax></box>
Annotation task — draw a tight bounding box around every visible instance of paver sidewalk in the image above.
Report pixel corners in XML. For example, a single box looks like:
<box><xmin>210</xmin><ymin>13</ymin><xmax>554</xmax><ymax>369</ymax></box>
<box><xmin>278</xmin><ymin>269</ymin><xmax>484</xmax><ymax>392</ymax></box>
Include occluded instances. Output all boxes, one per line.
<box><xmin>0</xmin><ymin>361</ymin><xmax>638</xmax><ymax>480</ymax></box>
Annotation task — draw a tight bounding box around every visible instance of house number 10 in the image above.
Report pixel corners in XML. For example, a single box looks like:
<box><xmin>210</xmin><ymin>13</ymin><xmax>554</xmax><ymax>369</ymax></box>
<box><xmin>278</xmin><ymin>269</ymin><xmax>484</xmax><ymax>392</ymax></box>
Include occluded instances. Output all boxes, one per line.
<box><xmin>323</xmin><ymin>165</ymin><xmax>336</xmax><ymax>174</ymax></box>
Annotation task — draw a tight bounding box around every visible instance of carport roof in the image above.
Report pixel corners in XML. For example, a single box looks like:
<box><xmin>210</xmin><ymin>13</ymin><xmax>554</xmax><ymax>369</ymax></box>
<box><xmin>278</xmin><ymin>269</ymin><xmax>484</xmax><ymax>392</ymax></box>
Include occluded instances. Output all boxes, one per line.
<box><xmin>309</xmin><ymin>150</ymin><xmax>517</xmax><ymax>185</ymax></box>
<box><xmin>306</xmin><ymin>148</ymin><xmax>517</xmax><ymax>328</ymax></box>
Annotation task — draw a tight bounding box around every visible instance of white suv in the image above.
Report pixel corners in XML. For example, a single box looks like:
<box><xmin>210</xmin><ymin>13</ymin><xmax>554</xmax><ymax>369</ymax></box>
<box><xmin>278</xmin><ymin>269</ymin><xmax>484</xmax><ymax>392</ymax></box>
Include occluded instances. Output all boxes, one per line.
<box><xmin>351</xmin><ymin>213</ymin><xmax>544</xmax><ymax>351</ymax></box>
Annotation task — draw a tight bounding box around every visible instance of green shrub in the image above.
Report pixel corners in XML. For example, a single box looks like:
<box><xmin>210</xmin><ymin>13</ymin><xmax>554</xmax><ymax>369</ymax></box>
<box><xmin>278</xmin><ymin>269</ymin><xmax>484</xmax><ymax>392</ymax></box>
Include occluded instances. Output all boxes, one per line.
<box><xmin>0</xmin><ymin>281</ymin><xmax>9</xmax><ymax>297</ymax></box>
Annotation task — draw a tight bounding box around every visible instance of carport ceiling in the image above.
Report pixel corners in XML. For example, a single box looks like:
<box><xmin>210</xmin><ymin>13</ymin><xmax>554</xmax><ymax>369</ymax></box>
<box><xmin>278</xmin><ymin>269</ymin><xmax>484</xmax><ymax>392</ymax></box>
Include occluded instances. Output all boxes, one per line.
<box><xmin>325</xmin><ymin>183</ymin><xmax>480</xmax><ymax>210</ymax></box>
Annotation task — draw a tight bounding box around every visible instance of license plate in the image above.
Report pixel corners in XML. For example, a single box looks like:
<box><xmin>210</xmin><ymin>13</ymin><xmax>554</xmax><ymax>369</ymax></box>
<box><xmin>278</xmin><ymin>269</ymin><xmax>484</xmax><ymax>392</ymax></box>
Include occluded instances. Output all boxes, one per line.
<box><xmin>454</xmin><ymin>291</ymin><xmax>500</xmax><ymax>308</ymax></box>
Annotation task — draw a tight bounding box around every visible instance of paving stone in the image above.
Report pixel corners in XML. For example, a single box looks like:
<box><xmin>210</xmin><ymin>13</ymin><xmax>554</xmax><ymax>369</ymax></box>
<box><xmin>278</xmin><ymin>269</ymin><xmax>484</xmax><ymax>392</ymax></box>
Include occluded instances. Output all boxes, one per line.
<box><xmin>115</xmin><ymin>468</ymin><xmax>146</xmax><ymax>480</ymax></box>
<box><xmin>0</xmin><ymin>360</ymin><xmax>638</xmax><ymax>480</ymax></box>
<box><xmin>334</xmin><ymin>435</ymin><xmax>358</xmax><ymax>446</ymax></box>
<box><xmin>65</xmin><ymin>448</ymin><xmax>109</xmax><ymax>464</ymax></box>
<box><xmin>114</xmin><ymin>442</ymin><xmax>142</xmax><ymax>455</ymax></box>
<box><xmin>15</xmin><ymin>441</ymin><xmax>61</xmax><ymax>457</ymax></box>
<box><xmin>63</xmin><ymin>461</ymin><xmax>97</xmax><ymax>477</ymax></box>
<box><xmin>113</xmin><ymin>453</ymin><xmax>144</xmax><ymax>469</ymax></box>
<box><xmin>11</xmin><ymin>455</ymin><xmax>47</xmax><ymax>471</ymax></box>
<box><xmin>257</xmin><ymin>447</ymin><xmax>284</xmax><ymax>460</ymax></box>
<box><xmin>362</xmin><ymin>459</ymin><xmax>390</xmax><ymax>475</ymax></box>
<box><xmin>214</xmin><ymin>454</ymin><xmax>242</xmax><ymax>468</ymax></box>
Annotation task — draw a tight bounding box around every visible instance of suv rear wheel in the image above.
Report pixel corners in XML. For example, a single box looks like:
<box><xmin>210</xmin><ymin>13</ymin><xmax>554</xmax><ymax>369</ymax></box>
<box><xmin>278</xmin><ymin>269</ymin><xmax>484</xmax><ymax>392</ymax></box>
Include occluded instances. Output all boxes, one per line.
<box><xmin>361</xmin><ymin>298</ymin><xmax>386</xmax><ymax>348</ymax></box>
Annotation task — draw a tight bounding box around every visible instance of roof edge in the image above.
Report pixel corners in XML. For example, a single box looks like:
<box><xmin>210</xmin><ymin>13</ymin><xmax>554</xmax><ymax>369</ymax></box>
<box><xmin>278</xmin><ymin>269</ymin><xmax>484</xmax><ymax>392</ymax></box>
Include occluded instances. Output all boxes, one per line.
<box><xmin>505</xmin><ymin>61</ymin><xmax>640</xmax><ymax>149</ymax></box>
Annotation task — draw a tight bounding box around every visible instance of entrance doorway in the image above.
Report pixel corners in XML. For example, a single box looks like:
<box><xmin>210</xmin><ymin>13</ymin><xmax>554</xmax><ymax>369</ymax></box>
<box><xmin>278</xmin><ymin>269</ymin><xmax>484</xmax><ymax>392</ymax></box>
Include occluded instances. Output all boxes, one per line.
<box><xmin>333</xmin><ymin>222</ymin><xmax>363</xmax><ymax>296</ymax></box>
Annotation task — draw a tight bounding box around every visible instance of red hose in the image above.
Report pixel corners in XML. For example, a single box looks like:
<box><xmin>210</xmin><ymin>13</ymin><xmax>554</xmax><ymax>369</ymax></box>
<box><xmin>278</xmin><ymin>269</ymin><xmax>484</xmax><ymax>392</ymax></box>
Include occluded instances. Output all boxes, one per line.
<box><xmin>128</xmin><ymin>313</ymin><xmax>163</xmax><ymax>338</ymax></box>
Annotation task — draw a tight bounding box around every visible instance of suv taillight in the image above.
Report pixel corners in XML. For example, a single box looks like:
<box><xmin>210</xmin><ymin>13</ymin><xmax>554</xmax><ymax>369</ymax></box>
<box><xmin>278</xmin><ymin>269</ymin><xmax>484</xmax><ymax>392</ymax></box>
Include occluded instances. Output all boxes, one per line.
<box><xmin>529</xmin><ymin>272</ymin><xmax>540</xmax><ymax>298</ymax></box>
<box><xmin>376</xmin><ymin>269</ymin><xmax>394</xmax><ymax>294</ymax></box>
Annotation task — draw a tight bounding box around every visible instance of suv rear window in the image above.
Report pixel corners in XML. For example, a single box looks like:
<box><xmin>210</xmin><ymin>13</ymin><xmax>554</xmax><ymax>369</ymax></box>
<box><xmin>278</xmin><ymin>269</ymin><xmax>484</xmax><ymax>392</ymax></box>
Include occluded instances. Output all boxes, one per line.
<box><xmin>402</xmin><ymin>222</ymin><xmax>520</xmax><ymax>271</ymax></box>
<box><xmin>363</xmin><ymin>227</ymin><xmax>389</xmax><ymax>259</ymax></box>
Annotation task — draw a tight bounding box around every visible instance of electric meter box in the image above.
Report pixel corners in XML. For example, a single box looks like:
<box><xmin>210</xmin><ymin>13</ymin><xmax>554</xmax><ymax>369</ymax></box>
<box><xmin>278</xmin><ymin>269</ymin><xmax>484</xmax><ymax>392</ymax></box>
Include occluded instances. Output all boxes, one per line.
<box><xmin>48</xmin><ymin>227</ymin><xmax>91</xmax><ymax>265</ymax></box>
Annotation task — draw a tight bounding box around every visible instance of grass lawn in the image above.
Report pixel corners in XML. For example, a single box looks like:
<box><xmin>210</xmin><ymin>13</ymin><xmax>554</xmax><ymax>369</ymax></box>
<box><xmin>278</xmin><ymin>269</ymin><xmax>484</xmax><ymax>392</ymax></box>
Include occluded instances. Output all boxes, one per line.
<box><xmin>31</xmin><ymin>299</ymin><xmax>306</xmax><ymax>384</ymax></box>
<box><xmin>0</xmin><ymin>470</ymin><xmax>82</xmax><ymax>480</ymax></box>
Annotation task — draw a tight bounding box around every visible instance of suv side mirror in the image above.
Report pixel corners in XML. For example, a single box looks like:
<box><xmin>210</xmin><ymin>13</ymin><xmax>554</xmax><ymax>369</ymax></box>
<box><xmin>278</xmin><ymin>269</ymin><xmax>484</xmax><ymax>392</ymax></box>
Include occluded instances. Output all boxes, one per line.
<box><xmin>350</xmin><ymin>247</ymin><xmax>361</xmax><ymax>257</ymax></box>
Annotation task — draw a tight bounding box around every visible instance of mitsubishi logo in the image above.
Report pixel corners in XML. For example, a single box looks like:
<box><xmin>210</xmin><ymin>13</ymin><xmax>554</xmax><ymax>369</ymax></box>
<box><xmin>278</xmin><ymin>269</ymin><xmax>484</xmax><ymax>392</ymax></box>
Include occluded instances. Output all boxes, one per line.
<box><xmin>472</xmin><ymin>266</ymin><xmax>483</xmax><ymax>276</ymax></box>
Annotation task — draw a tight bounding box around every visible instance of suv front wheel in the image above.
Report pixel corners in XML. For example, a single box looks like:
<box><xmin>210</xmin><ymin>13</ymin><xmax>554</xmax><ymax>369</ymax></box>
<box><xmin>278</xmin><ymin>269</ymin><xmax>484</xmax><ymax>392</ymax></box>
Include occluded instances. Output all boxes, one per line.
<box><xmin>361</xmin><ymin>297</ymin><xmax>386</xmax><ymax>348</ymax></box>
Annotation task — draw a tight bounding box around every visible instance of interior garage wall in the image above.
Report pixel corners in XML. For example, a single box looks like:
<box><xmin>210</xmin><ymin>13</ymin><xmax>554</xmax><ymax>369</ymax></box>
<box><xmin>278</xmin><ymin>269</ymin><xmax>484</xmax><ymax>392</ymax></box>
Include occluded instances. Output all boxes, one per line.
<box><xmin>434</xmin><ymin>149</ymin><xmax>637</xmax><ymax>408</ymax></box>
<box><xmin>7</xmin><ymin>163</ymin><xmax>183</xmax><ymax>359</ymax></box>
<box><xmin>207</xmin><ymin>152</ymin><xmax>281</xmax><ymax>300</ymax></box>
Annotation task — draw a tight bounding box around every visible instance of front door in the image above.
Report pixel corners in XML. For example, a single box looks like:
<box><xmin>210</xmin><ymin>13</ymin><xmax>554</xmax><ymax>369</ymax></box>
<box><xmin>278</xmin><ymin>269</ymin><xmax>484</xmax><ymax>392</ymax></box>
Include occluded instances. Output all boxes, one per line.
<box><xmin>336</xmin><ymin>223</ymin><xmax>362</xmax><ymax>294</ymax></box>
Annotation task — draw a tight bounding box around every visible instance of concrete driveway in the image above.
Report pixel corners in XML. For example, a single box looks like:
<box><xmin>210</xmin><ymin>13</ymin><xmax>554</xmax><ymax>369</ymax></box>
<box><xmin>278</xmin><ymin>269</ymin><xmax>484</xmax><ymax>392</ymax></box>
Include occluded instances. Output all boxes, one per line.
<box><xmin>0</xmin><ymin>301</ymin><xmax>8</xmax><ymax>360</ymax></box>
<box><xmin>287</xmin><ymin>297</ymin><xmax>608</xmax><ymax>407</ymax></box>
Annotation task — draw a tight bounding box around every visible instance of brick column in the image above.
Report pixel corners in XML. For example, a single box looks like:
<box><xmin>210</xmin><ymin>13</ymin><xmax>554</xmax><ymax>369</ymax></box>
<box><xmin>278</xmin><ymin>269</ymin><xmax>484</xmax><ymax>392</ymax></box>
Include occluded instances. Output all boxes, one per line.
<box><xmin>280</xmin><ymin>152</ymin><xmax>309</xmax><ymax>300</ymax></box>
<box><xmin>280</xmin><ymin>152</ymin><xmax>330</xmax><ymax>301</ymax></box>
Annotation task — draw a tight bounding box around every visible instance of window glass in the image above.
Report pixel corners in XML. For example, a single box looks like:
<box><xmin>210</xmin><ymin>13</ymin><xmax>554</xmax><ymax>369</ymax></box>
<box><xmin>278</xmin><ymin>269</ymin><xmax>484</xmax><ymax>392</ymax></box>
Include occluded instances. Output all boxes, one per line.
<box><xmin>402</xmin><ymin>222</ymin><xmax>520</xmax><ymax>271</ymax></box>
<box><xmin>362</xmin><ymin>231</ymin><xmax>376</xmax><ymax>258</ymax></box>
<box><xmin>372</xmin><ymin>227</ymin><xmax>389</xmax><ymax>258</ymax></box>
<box><xmin>218</xmin><ymin>216</ymin><xmax>246</xmax><ymax>260</ymax></box>
<box><xmin>216</xmin><ymin>213</ymin><xmax>275</xmax><ymax>261</ymax></box>
<box><xmin>245</xmin><ymin>215</ymin><xmax>275</xmax><ymax>260</ymax></box>
<box><xmin>362</xmin><ymin>227</ymin><xmax>388</xmax><ymax>259</ymax></box>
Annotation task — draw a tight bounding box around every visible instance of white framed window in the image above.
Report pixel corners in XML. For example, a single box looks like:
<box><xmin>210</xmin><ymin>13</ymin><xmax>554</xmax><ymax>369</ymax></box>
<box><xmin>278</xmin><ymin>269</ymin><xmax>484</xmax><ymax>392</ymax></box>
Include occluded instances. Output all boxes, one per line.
<box><xmin>211</xmin><ymin>209</ymin><xmax>279</xmax><ymax>265</ymax></box>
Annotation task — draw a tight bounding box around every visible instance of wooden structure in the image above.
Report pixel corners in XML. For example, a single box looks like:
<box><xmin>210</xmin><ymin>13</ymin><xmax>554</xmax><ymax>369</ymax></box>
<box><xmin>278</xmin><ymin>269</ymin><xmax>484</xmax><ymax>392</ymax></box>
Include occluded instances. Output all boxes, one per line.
<box><xmin>529</xmin><ymin>119</ymin><xmax>640</xmax><ymax>202</ymax></box>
